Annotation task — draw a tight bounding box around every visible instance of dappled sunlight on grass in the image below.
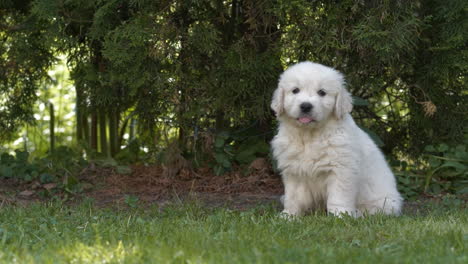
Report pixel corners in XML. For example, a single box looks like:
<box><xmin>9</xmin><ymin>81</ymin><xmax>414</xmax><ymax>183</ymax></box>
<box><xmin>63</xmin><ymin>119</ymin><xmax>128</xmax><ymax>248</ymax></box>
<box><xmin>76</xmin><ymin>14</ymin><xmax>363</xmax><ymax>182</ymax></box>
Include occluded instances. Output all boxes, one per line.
<box><xmin>60</xmin><ymin>241</ymin><xmax>136</xmax><ymax>263</ymax></box>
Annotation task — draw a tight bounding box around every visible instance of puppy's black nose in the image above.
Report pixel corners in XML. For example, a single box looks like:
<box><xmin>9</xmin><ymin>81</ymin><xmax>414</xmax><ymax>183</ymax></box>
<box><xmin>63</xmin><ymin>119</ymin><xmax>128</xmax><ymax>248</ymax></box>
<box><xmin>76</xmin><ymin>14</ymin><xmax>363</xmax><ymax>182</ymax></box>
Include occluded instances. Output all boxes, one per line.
<box><xmin>300</xmin><ymin>102</ymin><xmax>313</xmax><ymax>113</ymax></box>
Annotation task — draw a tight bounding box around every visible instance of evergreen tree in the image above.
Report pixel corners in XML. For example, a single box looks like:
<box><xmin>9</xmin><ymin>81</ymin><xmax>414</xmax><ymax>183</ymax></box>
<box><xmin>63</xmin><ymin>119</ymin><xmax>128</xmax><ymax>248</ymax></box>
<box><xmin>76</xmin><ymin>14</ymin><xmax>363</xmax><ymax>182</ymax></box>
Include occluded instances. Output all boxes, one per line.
<box><xmin>1</xmin><ymin>0</ymin><xmax>466</xmax><ymax>159</ymax></box>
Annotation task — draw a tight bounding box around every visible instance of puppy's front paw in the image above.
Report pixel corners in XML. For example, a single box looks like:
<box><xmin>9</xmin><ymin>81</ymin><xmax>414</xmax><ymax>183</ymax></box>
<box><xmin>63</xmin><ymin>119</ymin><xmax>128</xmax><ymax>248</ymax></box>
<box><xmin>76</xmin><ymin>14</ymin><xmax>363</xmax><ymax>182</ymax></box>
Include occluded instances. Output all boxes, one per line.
<box><xmin>327</xmin><ymin>206</ymin><xmax>358</xmax><ymax>218</ymax></box>
<box><xmin>279</xmin><ymin>210</ymin><xmax>299</xmax><ymax>221</ymax></box>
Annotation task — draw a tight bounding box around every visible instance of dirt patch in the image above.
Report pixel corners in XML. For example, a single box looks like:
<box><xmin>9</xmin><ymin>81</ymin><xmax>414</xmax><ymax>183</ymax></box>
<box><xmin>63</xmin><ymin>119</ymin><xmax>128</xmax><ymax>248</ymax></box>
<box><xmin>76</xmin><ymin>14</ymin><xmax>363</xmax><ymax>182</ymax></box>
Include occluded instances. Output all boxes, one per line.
<box><xmin>80</xmin><ymin>164</ymin><xmax>283</xmax><ymax>209</ymax></box>
<box><xmin>0</xmin><ymin>163</ymin><xmax>283</xmax><ymax>210</ymax></box>
<box><xmin>0</xmin><ymin>178</ymin><xmax>43</xmax><ymax>207</ymax></box>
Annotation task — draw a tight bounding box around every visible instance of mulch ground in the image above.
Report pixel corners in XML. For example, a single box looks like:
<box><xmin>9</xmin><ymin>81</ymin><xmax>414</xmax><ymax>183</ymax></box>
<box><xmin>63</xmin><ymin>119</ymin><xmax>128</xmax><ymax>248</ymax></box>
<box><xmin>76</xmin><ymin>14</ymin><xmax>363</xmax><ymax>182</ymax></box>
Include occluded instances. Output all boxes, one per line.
<box><xmin>0</xmin><ymin>159</ymin><xmax>284</xmax><ymax>210</ymax></box>
<box><xmin>81</xmin><ymin>161</ymin><xmax>283</xmax><ymax>209</ymax></box>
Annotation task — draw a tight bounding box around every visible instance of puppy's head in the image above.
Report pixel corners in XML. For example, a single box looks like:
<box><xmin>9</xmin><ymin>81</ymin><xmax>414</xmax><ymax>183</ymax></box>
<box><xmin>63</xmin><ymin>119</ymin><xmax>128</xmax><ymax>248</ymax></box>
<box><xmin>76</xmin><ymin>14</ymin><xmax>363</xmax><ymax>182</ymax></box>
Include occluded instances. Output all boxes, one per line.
<box><xmin>271</xmin><ymin>61</ymin><xmax>352</xmax><ymax>127</ymax></box>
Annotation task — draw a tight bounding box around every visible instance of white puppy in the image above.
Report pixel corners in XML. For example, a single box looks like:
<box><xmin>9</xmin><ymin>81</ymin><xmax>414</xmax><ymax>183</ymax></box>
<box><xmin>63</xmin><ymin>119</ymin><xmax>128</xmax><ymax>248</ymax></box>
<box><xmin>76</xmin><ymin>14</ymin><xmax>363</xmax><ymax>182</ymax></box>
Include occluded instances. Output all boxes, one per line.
<box><xmin>271</xmin><ymin>61</ymin><xmax>402</xmax><ymax>217</ymax></box>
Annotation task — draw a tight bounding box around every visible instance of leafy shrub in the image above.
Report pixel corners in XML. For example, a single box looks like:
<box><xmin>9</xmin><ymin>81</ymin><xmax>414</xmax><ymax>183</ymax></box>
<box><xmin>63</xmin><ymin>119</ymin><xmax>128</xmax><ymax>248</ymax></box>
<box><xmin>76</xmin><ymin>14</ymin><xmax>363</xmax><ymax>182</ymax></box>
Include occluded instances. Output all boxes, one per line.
<box><xmin>423</xmin><ymin>143</ymin><xmax>468</xmax><ymax>195</ymax></box>
<box><xmin>114</xmin><ymin>139</ymin><xmax>143</xmax><ymax>164</ymax></box>
<box><xmin>0</xmin><ymin>150</ymin><xmax>38</xmax><ymax>182</ymax></box>
<box><xmin>393</xmin><ymin>160</ymin><xmax>424</xmax><ymax>199</ymax></box>
<box><xmin>0</xmin><ymin>147</ymin><xmax>87</xmax><ymax>191</ymax></box>
<box><xmin>395</xmin><ymin>140</ymin><xmax>468</xmax><ymax>199</ymax></box>
<box><xmin>211</xmin><ymin>129</ymin><xmax>270</xmax><ymax>175</ymax></box>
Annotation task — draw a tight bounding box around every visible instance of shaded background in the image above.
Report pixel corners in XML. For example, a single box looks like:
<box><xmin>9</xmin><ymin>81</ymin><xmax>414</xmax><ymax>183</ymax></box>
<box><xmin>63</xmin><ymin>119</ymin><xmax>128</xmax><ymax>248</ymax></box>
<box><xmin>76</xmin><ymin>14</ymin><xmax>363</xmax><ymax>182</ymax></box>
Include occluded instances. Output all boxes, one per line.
<box><xmin>1</xmin><ymin>0</ymin><xmax>467</xmax><ymax>198</ymax></box>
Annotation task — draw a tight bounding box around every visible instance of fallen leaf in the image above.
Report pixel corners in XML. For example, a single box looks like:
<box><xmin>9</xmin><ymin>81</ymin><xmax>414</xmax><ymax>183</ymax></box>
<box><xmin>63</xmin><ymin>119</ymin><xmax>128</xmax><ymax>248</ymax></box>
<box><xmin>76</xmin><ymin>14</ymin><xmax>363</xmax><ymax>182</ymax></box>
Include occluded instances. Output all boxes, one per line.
<box><xmin>31</xmin><ymin>181</ymin><xmax>41</xmax><ymax>189</ymax></box>
<box><xmin>43</xmin><ymin>183</ymin><xmax>57</xmax><ymax>190</ymax></box>
<box><xmin>249</xmin><ymin>158</ymin><xmax>269</xmax><ymax>171</ymax></box>
<box><xmin>19</xmin><ymin>190</ymin><xmax>34</xmax><ymax>196</ymax></box>
<box><xmin>82</xmin><ymin>183</ymin><xmax>94</xmax><ymax>190</ymax></box>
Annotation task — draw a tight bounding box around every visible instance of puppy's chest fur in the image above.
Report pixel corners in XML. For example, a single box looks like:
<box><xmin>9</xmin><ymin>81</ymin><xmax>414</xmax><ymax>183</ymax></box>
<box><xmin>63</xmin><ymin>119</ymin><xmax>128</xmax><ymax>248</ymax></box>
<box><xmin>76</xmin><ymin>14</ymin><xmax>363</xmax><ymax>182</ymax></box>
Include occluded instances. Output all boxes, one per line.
<box><xmin>272</xmin><ymin>129</ymin><xmax>348</xmax><ymax>179</ymax></box>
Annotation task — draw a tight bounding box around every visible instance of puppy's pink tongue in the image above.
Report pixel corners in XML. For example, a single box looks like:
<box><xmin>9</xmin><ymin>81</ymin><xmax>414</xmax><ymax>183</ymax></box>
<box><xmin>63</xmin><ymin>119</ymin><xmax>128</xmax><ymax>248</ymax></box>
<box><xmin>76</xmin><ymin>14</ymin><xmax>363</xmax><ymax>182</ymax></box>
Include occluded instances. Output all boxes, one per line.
<box><xmin>298</xmin><ymin>117</ymin><xmax>313</xmax><ymax>124</ymax></box>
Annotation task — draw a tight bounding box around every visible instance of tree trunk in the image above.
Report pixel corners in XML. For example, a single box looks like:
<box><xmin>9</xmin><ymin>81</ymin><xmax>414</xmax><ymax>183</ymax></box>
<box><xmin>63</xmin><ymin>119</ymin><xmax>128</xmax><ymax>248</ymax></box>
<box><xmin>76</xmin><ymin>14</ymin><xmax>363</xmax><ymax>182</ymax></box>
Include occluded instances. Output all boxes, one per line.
<box><xmin>90</xmin><ymin>111</ymin><xmax>98</xmax><ymax>151</ymax></box>
<box><xmin>129</xmin><ymin>118</ymin><xmax>136</xmax><ymax>141</ymax></box>
<box><xmin>76</xmin><ymin>106</ymin><xmax>83</xmax><ymax>142</ymax></box>
<box><xmin>49</xmin><ymin>102</ymin><xmax>55</xmax><ymax>152</ymax></box>
<box><xmin>109</xmin><ymin>110</ymin><xmax>120</xmax><ymax>156</ymax></box>
<box><xmin>215</xmin><ymin>111</ymin><xmax>228</xmax><ymax>132</ymax></box>
<box><xmin>99</xmin><ymin>110</ymin><xmax>108</xmax><ymax>156</ymax></box>
<box><xmin>82</xmin><ymin>112</ymin><xmax>90</xmax><ymax>145</ymax></box>
<box><xmin>75</xmin><ymin>87</ymin><xmax>84</xmax><ymax>143</ymax></box>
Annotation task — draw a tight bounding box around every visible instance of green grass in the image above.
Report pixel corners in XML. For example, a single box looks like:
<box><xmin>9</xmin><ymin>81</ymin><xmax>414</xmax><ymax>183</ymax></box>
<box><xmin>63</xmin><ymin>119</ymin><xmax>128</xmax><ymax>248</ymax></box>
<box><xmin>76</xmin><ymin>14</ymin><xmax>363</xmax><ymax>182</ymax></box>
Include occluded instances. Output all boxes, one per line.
<box><xmin>0</xmin><ymin>200</ymin><xmax>466</xmax><ymax>263</ymax></box>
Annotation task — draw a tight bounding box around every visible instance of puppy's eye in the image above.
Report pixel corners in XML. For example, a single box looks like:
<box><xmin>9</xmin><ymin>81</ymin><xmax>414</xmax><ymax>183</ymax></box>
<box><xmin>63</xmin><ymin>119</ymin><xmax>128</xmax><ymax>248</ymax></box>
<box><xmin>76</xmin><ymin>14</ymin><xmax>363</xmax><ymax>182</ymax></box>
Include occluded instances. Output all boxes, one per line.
<box><xmin>317</xmin><ymin>89</ymin><xmax>326</xmax><ymax>97</ymax></box>
<box><xmin>292</xmin><ymin>88</ymin><xmax>300</xmax><ymax>94</ymax></box>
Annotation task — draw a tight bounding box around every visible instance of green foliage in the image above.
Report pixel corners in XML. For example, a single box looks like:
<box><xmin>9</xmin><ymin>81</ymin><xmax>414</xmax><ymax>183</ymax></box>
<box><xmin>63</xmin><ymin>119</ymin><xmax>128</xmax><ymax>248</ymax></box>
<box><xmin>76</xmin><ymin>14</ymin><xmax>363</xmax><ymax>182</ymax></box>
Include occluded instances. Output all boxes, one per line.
<box><xmin>0</xmin><ymin>147</ymin><xmax>87</xmax><ymax>191</ymax></box>
<box><xmin>211</xmin><ymin>128</ymin><xmax>270</xmax><ymax>175</ymax></box>
<box><xmin>0</xmin><ymin>0</ymin><xmax>55</xmax><ymax>141</ymax></box>
<box><xmin>3</xmin><ymin>57</ymin><xmax>77</xmax><ymax>155</ymax></box>
<box><xmin>423</xmin><ymin>143</ymin><xmax>468</xmax><ymax>195</ymax></box>
<box><xmin>123</xmin><ymin>194</ymin><xmax>139</xmax><ymax>208</ymax></box>
<box><xmin>393</xmin><ymin>160</ymin><xmax>424</xmax><ymax>199</ymax></box>
<box><xmin>0</xmin><ymin>150</ymin><xmax>35</xmax><ymax>181</ymax></box>
<box><xmin>114</xmin><ymin>139</ymin><xmax>142</xmax><ymax>164</ymax></box>
<box><xmin>395</xmin><ymin>135</ymin><xmax>468</xmax><ymax>199</ymax></box>
<box><xmin>352</xmin><ymin>96</ymin><xmax>369</xmax><ymax>107</ymax></box>
<box><xmin>3</xmin><ymin>0</ymin><xmax>466</xmax><ymax>154</ymax></box>
<box><xmin>90</xmin><ymin>155</ymin><xmax>133</xmax><ymax>175</ymax></box>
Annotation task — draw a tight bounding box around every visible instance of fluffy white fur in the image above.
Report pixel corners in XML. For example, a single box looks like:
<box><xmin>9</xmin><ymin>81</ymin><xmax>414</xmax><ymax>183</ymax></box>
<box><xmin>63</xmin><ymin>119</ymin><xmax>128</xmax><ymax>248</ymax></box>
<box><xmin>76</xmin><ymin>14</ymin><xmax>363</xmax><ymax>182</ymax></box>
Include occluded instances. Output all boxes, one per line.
<box><xmin>271</xmin><ymin>61</ymin><xmax>402</xmax><ymax>217</ymax></box>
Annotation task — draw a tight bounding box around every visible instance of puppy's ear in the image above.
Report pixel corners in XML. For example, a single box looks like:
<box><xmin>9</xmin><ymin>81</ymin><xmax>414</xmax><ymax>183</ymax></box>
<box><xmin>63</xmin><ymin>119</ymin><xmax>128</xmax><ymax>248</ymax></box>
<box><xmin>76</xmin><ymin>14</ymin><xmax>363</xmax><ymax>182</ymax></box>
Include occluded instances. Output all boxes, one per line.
<box><xmin>334</xmin><ymin>83</ymin><xmax>353</xmax><ymax>119</ymax></box>
<box><xmin>271</xmin><ymin>86</ymin><xmax>284</xmax><ymax>117</ymax></box>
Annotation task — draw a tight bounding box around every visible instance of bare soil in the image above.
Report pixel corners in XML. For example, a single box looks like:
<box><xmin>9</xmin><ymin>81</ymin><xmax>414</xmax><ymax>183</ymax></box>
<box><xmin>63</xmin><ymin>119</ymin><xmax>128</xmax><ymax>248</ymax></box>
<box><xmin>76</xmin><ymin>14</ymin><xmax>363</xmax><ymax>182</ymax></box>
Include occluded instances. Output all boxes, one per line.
<box><xmin>80</xmin><ymin>163</ymin><xmax>283</xmax><ymax>209</ymax></box>
<box><xmin>0</xmin><ymin>161</ymin><xmax>283</xmax><ymax>210</ymax></box>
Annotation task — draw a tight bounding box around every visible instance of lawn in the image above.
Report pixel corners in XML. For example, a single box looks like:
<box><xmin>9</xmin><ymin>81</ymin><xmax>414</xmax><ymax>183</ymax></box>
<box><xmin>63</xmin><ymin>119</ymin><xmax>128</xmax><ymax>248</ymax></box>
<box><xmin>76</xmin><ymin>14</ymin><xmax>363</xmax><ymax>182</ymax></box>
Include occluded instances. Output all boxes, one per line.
<box><xmin>0</xmin><ymin>199</ymin><xmax>466</xmax><ymax>264</ymax></box>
